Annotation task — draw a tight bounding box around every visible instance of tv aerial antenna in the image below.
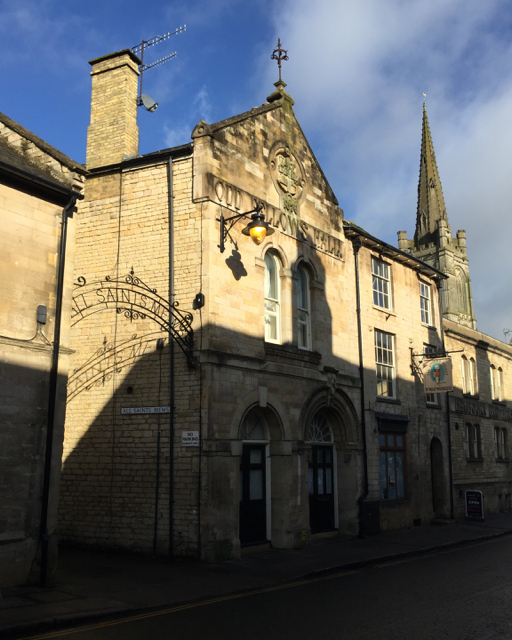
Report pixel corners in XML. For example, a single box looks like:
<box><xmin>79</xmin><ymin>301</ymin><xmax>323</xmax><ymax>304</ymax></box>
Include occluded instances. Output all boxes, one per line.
<box><xmin>132</xmin><ymin>25</ymin><xmax>186</xmax><ymax>112</ymax></box>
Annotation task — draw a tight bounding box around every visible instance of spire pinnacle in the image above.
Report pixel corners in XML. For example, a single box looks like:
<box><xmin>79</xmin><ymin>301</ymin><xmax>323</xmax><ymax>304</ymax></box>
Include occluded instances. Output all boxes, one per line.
<box><xmin>414</xmin><ymin>102</ymin><xmax>449</xmax><ymax>247</ymax></box>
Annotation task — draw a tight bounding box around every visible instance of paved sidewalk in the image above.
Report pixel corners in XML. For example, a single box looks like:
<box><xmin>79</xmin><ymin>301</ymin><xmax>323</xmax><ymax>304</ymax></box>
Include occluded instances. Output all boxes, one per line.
<box><xmin>2</xmin><ymin>513</ymin><xmax>512</xmax><ymax>638</ymax></box>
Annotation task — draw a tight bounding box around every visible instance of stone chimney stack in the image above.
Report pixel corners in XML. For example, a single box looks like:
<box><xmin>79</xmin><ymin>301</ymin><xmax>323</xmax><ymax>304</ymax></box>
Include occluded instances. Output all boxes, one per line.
<box><xmin>86</xmin><ymin>50</ymin><xmax>141</xmax><ymax>169</ymax></box>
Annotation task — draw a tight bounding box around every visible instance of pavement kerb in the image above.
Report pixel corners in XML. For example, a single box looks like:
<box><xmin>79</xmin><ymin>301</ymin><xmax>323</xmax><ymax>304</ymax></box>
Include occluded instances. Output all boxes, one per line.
<box><xmin>3</xmin><ymin>527</ymin><xmax>512</xmax><ymax>640</ymax></box>
<box><xmin>300</xmin><ymin>527</ymin><xmax>512</xmax><ymax>580</ymax></box>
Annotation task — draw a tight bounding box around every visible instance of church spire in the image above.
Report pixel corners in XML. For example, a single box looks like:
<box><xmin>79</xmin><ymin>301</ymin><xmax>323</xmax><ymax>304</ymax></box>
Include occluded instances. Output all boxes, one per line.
<box><xmin>397</xmin><ymin>101</ymin><xmax>477</xmax><ymax>330</ymax></box>
<box><xmin>414</xmin><ymin>101</ymin><xmax>449</xmax><ymax>247</ymax></box>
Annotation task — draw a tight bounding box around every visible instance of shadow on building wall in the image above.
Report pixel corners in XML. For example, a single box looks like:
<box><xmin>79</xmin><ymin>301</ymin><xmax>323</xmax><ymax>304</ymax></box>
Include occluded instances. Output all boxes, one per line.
<box><xmin>58</xmin><ymin>235</ymin><xmax>451</xmax><ymax>559</ymax></box>
<box><xmin>0</xmin><ymin>359</ymin><xmax>67</xmax><ymax>586</ymax></box>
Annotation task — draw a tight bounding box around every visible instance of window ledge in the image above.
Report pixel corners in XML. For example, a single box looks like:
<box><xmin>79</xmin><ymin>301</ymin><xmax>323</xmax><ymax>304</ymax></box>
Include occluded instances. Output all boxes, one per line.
<box><xmin>264</xmin><ymin>342</ymin><xmax>322</xmax><ymax>366</ymax></box>
<box><xmin>496</xmin><ymin>458</ymin><xmax>510</xmax><ymax>464</ymax></box>
<box><xmin>376</xmin><ymin>397</ymin><xmax>401</xmax><ymax>405</ymax></box>
<box><xmin>373</xmin><ymin>305</ymin><xmax>395</xmax><ymax>316</ymax></box>
<box><xmin>462</xmin><ymin>393</ymin><xmax>479</xmax><ymax>400</ymax></box>
<box><xmin>466</xmin><ymin>457</ymin><xmax>484</xmax><ymax>463</ymax></box>
<box><xmin>426</xmin><ymin>403</ymin><xmax>442</xmax><ymax>410</ymax></box>
<box><xmin>492</xmin><ymin>400</ymin><xmax>507</xmax><ymax>405</ymax></box>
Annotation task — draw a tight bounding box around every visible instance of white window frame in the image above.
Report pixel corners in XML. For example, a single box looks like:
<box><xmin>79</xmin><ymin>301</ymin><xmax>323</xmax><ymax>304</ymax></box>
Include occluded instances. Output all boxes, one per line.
<box><xmin>471</xmin><ymin>358</ymin><xmax>478</xmax><ymax>395</ymax></box>
<box><xmin>461</xmin><ymin>356</ymin><xmax>476</xmax><ymax>395</ymax></box>
<box><xmin>297</xmin><ymin>264</ymin><xmax>311</xmax><ymax>350</ymax></box>
<box><xmin>264</xmin><ymin>252</ymin><xmax>280</xmax><ymax>344</ymax></box>
<box><xmin>372</xmin><ymin>257</ymin><xmax>392</xmax><ymax>310</ymax></box>
<box><xmin>491</xmin><ymin>366</ymin><xmax>503</xmax><ymax>402</ymax></box>
<box><xmin>465</xmin><ymin>423</ymin><xmax>481</xmax><ymax>460</ymax></box>
<box><xmin>494</xmin><ymin>426</ymin><xmax>508</xmax><ymax>460</ymax></box>
<box><xmin>498</xmin><ymin>368</ymin><xmax>503</xmax><ymax>401</ymax></box>
<box><xmin>419</xmin><ymin>282</ymin><xmax>431</xmax><ymax>325</ymax></box>
<box><xmin>375</xmin><ymin>330</ymin><xmax>395</xmax><ymax>398</ymax></box>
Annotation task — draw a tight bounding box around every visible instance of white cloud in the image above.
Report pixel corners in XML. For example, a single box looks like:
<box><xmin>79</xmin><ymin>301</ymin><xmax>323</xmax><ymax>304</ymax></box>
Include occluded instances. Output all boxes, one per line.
<box><xmin>161</xmin><ymin>86</ymin><xmax>212</xmax><ymax>147</ymax></box>
<box><xmin>262</xmin><ymin>0</ymin><xmax>512</xmax><ymax>339</ymax></box>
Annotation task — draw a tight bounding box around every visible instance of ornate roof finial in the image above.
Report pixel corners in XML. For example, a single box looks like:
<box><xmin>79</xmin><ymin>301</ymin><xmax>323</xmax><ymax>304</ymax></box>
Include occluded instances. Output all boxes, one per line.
<box><xmin>271</xmin><ymin>38</ymin><xmax>288</xmax><ymax>82</ymax></box>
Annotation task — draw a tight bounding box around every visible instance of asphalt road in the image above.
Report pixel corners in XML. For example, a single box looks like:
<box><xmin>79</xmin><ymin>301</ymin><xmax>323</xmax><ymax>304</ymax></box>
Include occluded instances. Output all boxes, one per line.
<box><xmin>21</xmin><ymin>536</ymin><xmax>512</xmax><ymax>640</ymax></box>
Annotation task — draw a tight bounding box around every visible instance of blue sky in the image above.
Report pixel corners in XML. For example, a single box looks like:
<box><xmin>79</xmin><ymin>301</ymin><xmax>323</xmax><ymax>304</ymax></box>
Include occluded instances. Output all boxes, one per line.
<box><xmin>2</xmin><ymin>0</ymin><xmax>512</xmax><ymax>341</ymax></box>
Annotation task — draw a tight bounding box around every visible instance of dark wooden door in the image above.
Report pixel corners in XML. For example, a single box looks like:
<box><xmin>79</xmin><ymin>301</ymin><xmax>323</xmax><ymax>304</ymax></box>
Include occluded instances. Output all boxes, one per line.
<box><xmin>308</xmin><ymin>446</ymin><xmax>335</xmax><ymax>533</ymax></box>
<box><xmin>239</xmin><ymin>444</ymin><xmax>267</xmax><ymax>545</ymax></box>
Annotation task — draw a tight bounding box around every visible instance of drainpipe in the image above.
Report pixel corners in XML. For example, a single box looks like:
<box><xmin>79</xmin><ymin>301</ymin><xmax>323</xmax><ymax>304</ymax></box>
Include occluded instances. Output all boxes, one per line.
<box><xmin>167</xmin><ymin>157</ymin><xmax>175</xmax><ymax>558</ymax></box>
<box><xmin>436</xmin><ymin>279</ymin><xmax>454</xmax><ymax>519</ymax></box>
<box><xmin>352</xmin><ymin>238</ymin><xmax>369</xmax><ymax>536</ymax></box>
<box><xmin>40</xmin><ymin>193</ymin><xmax>79</xmax><ymax>586</ymax></box>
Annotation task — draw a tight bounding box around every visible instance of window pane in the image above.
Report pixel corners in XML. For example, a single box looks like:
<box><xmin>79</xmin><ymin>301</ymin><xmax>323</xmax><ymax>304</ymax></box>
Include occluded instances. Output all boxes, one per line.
<box><xmin>317</xmin><ymin>468</ymin><xmax>324</xmax><ymax>494</ymax></box>
<box><xmin>372</xmin><ymin>258</ymin><xmax>391</xmax><ymax>309</ymax></box>
<box><xmin>297</xmin><ymin>267</ymin><xmax>308</xmax><ymax>310</ymax></box>
<box><xmin>325</xmin><ymin>449</ymin><xmax>332</xmax><ymax>463</ymax></box>
<box><xmin>396</xmin><ymin>435</ymin><xmax>403</xmax><ymax>447</ymax></box>
<box><xmin>250</xmin><ymin>449</ymin><xmax>262</xmax><ymax>464</ymax></box>
<box><xmin>265</xmin><ymin>253</ymin><xmax>277</xmax><ymax>299</ymax></box>
<box><xmin>249</xmin><ymin>469</ymin><xmax>263</xmax><ymax>500</ymax></box>
<box><xmin>379</xmin><ymin>434</ymin><xmax>386</xmax><ymax>446</ymax></box>
<box><xmin>387</xmin><ymin>434</ymin><xmax>395</xmax><ymax>447</ymax></box>
<box><xmin>326</xmin><ymin>468</ymin><xmax>332</xmax><ymax>494</ymax></box>
<box><xmin>380</xmin><ymin>452</ymin><xmax>387</xmax><ymax>499</ymax></box>
<box><xmin>387</xmin><ymin>452</ymin><xmax>396</xmax><ymax>499</ymax></box>
<box><xmin>298</xmin><ymin>324</ymin><xmax>308</xmax><ymax>348</ymax></box>
<box><xmin>308</xmin><ymin>468</ymin><xmax>314</xmax><ymax>494</ymax></box>
<box><xmin>396</xmin><ymin>452</ymin><xmax>404</xmax><ymax>498</ymax></box>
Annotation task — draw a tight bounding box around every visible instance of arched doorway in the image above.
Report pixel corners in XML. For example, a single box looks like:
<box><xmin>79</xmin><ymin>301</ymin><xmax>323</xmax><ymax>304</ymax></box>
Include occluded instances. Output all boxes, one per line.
<box><xmin>239</xmin><ymin>408</ymin><xmax>270</xmax><ymax>545</ymax></box>
<box><xmin>307</xmin><ymin>409</ymin><xmax>336</xmax><ymax>533</ymax></box>
<box><xmin>430</xmin><ymin>437</ymin><xmax>447</xmax><ymax>518</ymax></box>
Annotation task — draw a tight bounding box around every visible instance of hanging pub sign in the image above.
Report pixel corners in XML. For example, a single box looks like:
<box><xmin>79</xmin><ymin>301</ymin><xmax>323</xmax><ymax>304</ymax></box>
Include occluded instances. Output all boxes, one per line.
<box><xmin>422</xmin><ymin>357</ymin><xmax>453</xmax><ymax>393</ymax></box>
<box><xmin>465</xmin><ymin>490</ymin><xmax>484</xmax><ymax>521</ymax></box>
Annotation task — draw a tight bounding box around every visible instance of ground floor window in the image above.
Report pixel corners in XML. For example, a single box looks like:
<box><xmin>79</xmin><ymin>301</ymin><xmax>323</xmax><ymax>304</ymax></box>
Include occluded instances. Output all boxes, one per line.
<box><xmin>379</xmin><ymin>432</ymin><xmax>406</xmax><ymax>500</ymax></box>
<box><xmin>465</xmin><ymin>424</ymin><xmax>481</xmax><ymax>460</ymax></box>
<box><xmin>494</xmin><ymin>427</ymin><xmax>508</xmax><ymax>460</ymax></box>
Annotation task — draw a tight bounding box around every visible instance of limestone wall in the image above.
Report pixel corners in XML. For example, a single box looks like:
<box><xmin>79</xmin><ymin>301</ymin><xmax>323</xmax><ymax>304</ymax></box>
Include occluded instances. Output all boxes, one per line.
<box><xmin>59</xmin><ymin>156</ymin><xmax>203</xmax><ymax>556</ymax></box>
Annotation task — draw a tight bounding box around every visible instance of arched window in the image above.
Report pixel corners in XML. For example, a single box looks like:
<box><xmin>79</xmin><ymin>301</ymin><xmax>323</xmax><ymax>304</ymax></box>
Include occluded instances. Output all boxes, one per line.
<box><xmin>307</xmin><ymin>410</ymin><xmax>333</xmax><ymax>443</ymax></box>
<box><xmin>455</xmin><ymin>268</ymin><xmax>468</xmax><ymax>313</ymax></box>
<box><xmin>297</xmin><ymin>264</ymin><xmax>311</xmax><ymax>350</ymax></box>
<box><xmin>470</xmin><ymin>358</ymin><xmax>478</xmax><ymax>395</ymax></box>
<box><xmin>264</xmin><ymin>252</ymin><xmax>280</xmax><ymax>343</ymax></box>
<box><xmin>491</xmin><ymin>365</ymin><xmax>503</xmax><ymax>401</ymax></box>
<box><xmin>461</xmin><ymin>355</ymin><xmax>476</xmax><ymax>395</ymax></box>
<box><xmin>240</xmin><ymin>408</ymin><xmax>269</xmax><ymax>441</ymax></box>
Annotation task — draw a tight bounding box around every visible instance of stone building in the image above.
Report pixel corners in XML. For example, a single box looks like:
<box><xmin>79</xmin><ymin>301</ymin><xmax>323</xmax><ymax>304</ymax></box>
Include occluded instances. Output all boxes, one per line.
<box><xmin>58</xmin><ymin>49</ymin><xmax>458</xmax><ymax>562</ymax></box>
<box><xmin>0</xmin><ymin>112</ymin><xmax>84</xmax><ymax>586</ymax></box>
<box><xmin>399</xmin><ymin>103</ymin><xmax>512</xmax><ymax>520</ymax></box>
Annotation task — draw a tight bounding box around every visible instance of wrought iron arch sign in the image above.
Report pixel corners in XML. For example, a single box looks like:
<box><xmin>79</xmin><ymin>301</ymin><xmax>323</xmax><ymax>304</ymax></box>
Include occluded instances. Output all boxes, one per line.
<box><xmin>71</xmin><ymin>270</ymin><xmax>196</xmax><ymax>367</ymax></box>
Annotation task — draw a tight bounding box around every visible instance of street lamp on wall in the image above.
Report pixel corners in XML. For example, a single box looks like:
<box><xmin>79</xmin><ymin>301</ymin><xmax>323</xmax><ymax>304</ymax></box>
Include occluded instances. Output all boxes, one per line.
<box><xmin>218</xmin><ymin>203</ymin><xmax>274</xmax><ymax>253</ymax></box>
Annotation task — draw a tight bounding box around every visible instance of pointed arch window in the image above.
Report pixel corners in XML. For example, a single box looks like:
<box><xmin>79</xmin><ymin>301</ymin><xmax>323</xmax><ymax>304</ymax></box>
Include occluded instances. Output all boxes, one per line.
<box><xmin>297</xmin><ymin>264</ymin><xmax>311</xmax><ymax>350</ymax></box>
<box><xmin>455</xmin><ymin>268</ymin><xmax>468</xmax><ymax>313</ymax></box>
<box><xmin>264</xmin><ymin>252</ymin><xmax>280</xmax><ymax>343</ymax></box>
<box><xmin>491</xmin><ymin>365</ymin><xmax>503</xmax><ymax>402</ymax></box>
<box><xmin>461</xmin><ymin>355</ymin><xmax>477</xmax><ymax>396</ymax></box>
